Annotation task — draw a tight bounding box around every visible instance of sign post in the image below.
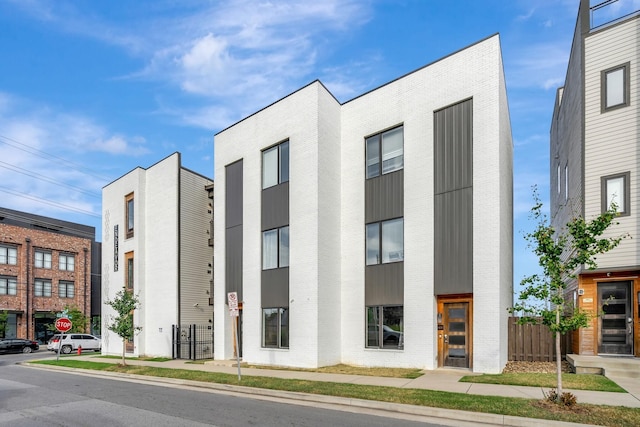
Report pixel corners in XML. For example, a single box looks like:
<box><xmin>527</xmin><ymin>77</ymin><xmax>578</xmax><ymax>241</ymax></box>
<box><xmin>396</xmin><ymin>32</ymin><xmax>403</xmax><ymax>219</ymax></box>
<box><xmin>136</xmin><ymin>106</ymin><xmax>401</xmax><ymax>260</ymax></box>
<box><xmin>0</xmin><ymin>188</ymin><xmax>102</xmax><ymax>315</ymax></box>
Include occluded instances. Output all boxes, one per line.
<box><xmin>227</xmin><ymin>292</ymin><xmax>241</xmax><ymax>381</ymax></box>
<box><xmin>55</xmin><ymin>317</ymin><xmax>72</xmax><ymax>361</ymax></box>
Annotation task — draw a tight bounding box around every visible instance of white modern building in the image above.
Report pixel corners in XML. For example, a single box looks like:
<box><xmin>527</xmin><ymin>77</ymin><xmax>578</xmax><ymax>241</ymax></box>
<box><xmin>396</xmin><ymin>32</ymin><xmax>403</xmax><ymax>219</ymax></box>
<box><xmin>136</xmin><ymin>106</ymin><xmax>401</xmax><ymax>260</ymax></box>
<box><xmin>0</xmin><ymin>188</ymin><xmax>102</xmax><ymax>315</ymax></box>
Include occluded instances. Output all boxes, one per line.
<box><xmin>102</xmin><ymin>153</ymin><xmax>214</xmax><ymax>357</ymax></box>
<box><xmin>214</xmin><ymin>34</ymin><xmax>513</xmax><ymax>373</ymax></box>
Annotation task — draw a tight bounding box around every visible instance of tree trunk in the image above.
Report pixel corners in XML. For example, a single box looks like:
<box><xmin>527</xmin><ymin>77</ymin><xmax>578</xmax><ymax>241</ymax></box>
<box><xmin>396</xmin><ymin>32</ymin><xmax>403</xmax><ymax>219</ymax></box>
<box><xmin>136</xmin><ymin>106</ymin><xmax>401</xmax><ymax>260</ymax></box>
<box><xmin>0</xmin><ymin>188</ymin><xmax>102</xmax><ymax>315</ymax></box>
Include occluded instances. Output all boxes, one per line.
<box><xmin>556</xmin><ymin>307</ymin><xmax>562</xmax><ymax>400</ymax></box>
<box><xmin>122</xmin><ymin>338</ymin><xmax>127</xmax><ymax>366</ymax></box>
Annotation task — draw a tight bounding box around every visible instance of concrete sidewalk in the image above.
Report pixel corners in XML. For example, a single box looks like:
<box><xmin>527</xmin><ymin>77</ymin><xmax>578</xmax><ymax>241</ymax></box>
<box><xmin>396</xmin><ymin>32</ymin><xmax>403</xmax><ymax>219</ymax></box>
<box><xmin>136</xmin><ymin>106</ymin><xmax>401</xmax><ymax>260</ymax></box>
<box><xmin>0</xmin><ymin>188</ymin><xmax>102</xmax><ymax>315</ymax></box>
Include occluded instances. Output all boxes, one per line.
<box><xmin>68</xmin><ymin>355</ymin><xmax>640</xmax><ymax>408</ymax></box>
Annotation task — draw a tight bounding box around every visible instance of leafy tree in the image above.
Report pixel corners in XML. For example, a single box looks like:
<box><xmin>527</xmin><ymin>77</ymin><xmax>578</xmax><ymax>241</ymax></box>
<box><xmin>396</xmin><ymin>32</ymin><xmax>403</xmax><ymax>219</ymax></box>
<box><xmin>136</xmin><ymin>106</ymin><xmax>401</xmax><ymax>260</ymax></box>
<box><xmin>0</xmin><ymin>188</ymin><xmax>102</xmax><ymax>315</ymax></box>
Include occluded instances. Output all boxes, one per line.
<box><xmin>91</xmin><ymin>316</ymin><xmax>101</xmax><ymax>336</ymax></box>
<box><xmin>106</xmin><ymin>289</ymin><xmax>141</xmax><ymax>365</ymax></box>
<box><xmin>47</xmin><ymin>305</ymin><xmax>89</xmax><ymax>334</ymax></box>
<box><xmin>0</xmin><ymin>310</ymin><xmax>8</xmax><ymax>338</ymax></box>
<box><xmin>511</xmin><ymin>189</ymin><xmax>628</xmax><ymax>400</ymax></box>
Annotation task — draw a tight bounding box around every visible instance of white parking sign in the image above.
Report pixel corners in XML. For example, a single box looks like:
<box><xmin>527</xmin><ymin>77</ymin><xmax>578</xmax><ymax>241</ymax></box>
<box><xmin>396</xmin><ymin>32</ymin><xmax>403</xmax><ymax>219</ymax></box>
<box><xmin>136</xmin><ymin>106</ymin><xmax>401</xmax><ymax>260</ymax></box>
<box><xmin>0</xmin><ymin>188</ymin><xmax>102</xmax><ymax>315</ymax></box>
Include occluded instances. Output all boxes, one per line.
<box><xmin>228</xmin><ymin>292</ymin><xmax>238</xmax><ymax>316</ymax></box>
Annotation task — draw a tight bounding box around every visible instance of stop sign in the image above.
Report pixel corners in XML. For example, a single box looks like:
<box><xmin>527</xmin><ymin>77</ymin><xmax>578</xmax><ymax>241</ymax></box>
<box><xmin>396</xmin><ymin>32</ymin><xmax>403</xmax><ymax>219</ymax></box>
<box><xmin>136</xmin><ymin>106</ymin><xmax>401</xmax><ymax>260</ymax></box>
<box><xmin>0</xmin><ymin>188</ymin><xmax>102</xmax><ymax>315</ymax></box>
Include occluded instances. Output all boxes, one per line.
<box><xmin>55</xmin><ymin>317</ymin><xmax>72</xmax><ymax>332</ymax></box>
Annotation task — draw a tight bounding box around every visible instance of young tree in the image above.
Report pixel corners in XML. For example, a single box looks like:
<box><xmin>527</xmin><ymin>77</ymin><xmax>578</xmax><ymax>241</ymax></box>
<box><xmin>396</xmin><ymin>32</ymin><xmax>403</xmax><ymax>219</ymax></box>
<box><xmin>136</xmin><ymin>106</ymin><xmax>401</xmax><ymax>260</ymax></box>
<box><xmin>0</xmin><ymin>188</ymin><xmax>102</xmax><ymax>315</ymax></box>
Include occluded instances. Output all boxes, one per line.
<box><xmin>511</xmin><ymin>189</ymin><xmax>628</xmax><ymax>400</ymax></box>
<box><xmin>48</xmin><ymin>306</ymin><xmax>89</xmax><ymax>333</ymax></box>
<box><xmin>106</xmin><ymin>289</ymin><xmax>141</xmax><ymax>365</ymax></box>
<box><xmin>0</xmin><ymin>310</ymin><xmax>8</xmax><ymax>338</ymax></box>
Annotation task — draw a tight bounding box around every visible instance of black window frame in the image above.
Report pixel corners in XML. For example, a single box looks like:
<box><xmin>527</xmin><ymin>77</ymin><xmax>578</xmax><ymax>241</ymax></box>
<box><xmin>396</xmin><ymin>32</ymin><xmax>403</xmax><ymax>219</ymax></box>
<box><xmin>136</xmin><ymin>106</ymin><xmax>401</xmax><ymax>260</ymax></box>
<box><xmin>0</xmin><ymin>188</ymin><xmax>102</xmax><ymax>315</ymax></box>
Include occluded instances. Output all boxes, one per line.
<box><xmin>601</xmin><ymin>62</ymin><xmax>630</xmax><ymax>113</ymax></box>
<box><xmin>365</xmin><ymin>305</ymin><xmax>404</xmax><ymax>350</ymax></box>
<box><xmin>262</xmin><ymin>140</ymin><xmax>290</xmax><ymax>190</ymax></box>
<box><xmin>601</xmin><ymin>171</ymin><xmax>630</xmax><ymax>216</ymax></box>
<box><xmin>58</xmin><ymin>281</ymin><xmax>75</xmax><ymax>298</ymax></box>
<box><xmin>0</xmin><ymin>276</ymin><xmax>17</xmax><ymax>295</ymax></box>
<box><xmin>262</xmin><ymin>307</ymin><xmax>289</xmax><ymax>349</ymax></box>
<box><xmin>365</xmin><ymin>125</ymin><xmax>404</xmax><ymax>179</ymax></box>
<box><xmin>365</xmin><ymin>217</ymin><xmax>404</xmax><ymax>266</ymax></box>
<box><xmin>261</xmin><ymin>225</ymin><xmax>289</xmax><ymax>270</ymax></box>
<box><xmin>34</xmin><ymin>279</ymin><xmax>52</xmax><ymax>297</ymax></box>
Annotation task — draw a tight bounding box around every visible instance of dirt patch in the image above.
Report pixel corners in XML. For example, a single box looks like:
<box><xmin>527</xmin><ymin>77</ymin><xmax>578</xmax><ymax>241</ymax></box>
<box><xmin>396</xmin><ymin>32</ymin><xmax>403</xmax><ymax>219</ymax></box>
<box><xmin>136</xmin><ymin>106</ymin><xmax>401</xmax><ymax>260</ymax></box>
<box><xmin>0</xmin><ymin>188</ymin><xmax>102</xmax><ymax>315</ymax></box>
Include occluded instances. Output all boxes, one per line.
<box><xmin>531</xmin><ymin>398</ymin><xmax>594</xmax><ymax>415</ymax></box>
<box><xmin>503</xmin><ymin>361</ymin><xmax>572</xmax><ymax>374</ymax></box>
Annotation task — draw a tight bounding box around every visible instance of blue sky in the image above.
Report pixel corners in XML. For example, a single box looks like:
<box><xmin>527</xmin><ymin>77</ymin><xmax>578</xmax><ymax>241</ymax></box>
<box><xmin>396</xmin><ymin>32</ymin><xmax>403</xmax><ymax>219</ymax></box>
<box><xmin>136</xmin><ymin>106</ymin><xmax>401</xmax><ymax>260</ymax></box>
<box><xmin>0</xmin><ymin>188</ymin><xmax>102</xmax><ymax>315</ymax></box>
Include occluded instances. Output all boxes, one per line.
<box><xmin>0</xmin><ymin>0</ymin><xmax>638</xmax><ymax>287</ymax></box>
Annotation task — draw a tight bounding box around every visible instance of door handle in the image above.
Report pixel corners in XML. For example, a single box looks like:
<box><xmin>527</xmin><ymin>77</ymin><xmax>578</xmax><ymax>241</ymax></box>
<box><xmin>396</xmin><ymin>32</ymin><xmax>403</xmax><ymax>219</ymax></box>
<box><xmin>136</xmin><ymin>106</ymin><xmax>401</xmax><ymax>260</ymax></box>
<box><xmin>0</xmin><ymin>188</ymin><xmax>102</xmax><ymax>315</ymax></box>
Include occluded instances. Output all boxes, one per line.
<box><xmin>444</xmin><ymin>334</ymin><xmax>448</xmax><ymax>343</ymax></box>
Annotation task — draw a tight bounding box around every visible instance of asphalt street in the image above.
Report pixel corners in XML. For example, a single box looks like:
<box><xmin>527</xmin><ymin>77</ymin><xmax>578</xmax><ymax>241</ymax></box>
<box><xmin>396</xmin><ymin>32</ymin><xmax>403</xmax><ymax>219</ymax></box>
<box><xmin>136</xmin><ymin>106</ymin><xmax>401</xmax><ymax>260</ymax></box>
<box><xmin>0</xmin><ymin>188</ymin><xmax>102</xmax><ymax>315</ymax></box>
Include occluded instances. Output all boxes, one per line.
<box><xmin>0</xmin><ymin>358</ymin><xmax>451</xmax><ymax>427</ymax></box>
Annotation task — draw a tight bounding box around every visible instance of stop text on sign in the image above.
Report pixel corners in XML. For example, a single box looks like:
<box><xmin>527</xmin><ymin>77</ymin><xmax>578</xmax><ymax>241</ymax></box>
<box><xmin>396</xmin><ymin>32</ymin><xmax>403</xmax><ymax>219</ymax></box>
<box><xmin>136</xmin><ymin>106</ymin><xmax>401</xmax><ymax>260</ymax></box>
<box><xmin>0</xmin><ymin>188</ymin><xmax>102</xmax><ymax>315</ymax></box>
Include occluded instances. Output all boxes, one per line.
<box><xmin>55</xmin><ymin>317</ymin><xmax>72</xmax><ymax>332</ymax></box>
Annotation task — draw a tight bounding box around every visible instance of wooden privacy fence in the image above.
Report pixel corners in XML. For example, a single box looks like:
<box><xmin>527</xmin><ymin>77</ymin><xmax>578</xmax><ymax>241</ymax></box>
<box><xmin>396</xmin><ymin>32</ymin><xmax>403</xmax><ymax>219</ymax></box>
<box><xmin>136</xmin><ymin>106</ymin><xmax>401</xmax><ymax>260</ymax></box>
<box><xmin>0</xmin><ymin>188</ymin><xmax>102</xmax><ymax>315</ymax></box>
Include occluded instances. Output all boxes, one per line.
<box><xmin>508</xmin><ymin>317</ymin><xmax>572</xmax><ymax>361</ymax></box>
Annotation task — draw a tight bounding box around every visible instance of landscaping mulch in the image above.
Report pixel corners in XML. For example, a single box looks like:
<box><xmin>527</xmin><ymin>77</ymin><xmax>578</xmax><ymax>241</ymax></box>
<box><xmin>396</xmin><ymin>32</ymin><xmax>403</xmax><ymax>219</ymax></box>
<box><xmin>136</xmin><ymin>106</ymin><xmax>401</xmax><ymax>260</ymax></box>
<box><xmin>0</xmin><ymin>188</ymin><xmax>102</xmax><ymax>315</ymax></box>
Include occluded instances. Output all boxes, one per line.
<box><xmin>502</xmin><ymin>361</ymin><xmax>572</xmax><ymax>374</ymax></box>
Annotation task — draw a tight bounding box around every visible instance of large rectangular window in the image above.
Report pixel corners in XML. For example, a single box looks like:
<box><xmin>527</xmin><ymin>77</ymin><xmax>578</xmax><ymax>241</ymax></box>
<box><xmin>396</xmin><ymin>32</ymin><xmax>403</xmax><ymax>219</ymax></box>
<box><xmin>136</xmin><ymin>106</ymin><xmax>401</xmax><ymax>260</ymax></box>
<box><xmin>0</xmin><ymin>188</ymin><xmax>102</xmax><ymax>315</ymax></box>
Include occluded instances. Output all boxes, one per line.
<box><xmin>34</xmin><ymin>279</ymin><xmax>52</xmax><ymax>297</ymax></box>
<box><xmin>366</xmin><ymin>218</ymin><xmax>404</xmax><ymax>265</ymax></box>
<box><xmin>59</xmin><ymin>253</ymin><xmax>75</xmax><ymax>271</ymax></box>
<box><xmin>126</xmin><ymin>192</ymin><xmax>134</xmax><ymax>238</ymax></box>
<box><xmin>0</xmin><ymin>245</ymin><xmax>17</xmax><ymax>265</ymax></box>
<box><xmin>366</xmin><ymin>126</ymin><xmax>403</xmax><ymax>179</ymax></box>
<box><xmin>0</xmin><ymin>276</ymin><xmax>17</xmax><ymax>295</ymax></box>
<box><xmin>262</xmin><ymin>140</ymin><xmax>289</xmax><ymax>189</ymax></box>
<box><xmin>602</xmin><ymin>63</ymin><xmax>630</xmax><ymax>112</ymax></box>
<box><xmin>262</xmin><ymin>307</ymin><xmax>289</xmax><ymax>348</ymax></box>
<box><xmin>59</xmin><ymin>281</ymin><xmax>75</xmax><ymax>298</ymax></box>
<box><xmin>602</xmin><ymin>172</ymin><xmax>630</xmax><ymax>216</ymax></box>
<box><xmin>366</xmin><ymin>305</ymin><xmax>403</xmax><ymax>349</ymax></box>
<box><xmin>35</xmin><ymin>250</ymin><xmax>52</xmax><ymax>269</ymax></box>
<box><xmin>262</xmin><ymin>226</ymin><xmax>289</xmax><ymax>270</ymax></box>
<box><xmin>564</xmin><ymin>163</ymin><xmax>569</xmax><ymax>202</ymax></box>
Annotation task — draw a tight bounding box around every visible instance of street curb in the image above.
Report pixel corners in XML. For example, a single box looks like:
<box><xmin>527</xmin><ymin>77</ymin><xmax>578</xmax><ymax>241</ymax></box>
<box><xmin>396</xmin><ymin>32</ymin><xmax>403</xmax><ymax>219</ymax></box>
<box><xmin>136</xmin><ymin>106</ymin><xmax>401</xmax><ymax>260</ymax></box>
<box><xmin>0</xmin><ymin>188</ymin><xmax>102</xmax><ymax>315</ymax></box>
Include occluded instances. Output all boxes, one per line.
<box><xmin>22</xmin><ymin>363</ymin><xmax>595</xmax><ymax>427</ymax></box>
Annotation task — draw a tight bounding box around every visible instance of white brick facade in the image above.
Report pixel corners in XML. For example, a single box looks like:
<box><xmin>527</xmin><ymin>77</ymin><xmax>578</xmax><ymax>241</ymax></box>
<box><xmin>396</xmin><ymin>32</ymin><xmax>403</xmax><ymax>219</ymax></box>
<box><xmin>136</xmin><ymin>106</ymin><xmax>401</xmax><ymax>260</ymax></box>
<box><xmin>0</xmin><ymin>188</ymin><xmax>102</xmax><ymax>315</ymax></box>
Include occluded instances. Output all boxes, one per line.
<box><xmin>215</xmin><ymin>35</ymin><xmax>512</xmax><ymax>373</ymax></box>
<box><xmin>102</xmin><ymin>153</ymin><xmax>213</xmax><ymax>358</ymax></box>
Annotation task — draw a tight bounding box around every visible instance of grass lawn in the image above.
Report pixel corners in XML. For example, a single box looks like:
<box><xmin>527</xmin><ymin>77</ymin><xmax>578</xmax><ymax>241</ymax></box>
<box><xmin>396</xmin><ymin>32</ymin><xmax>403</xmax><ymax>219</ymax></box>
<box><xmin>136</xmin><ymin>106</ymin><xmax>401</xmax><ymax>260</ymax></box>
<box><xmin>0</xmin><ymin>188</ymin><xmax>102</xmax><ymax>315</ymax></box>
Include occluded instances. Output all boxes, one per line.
<box><xmin>460</xmin><ymin>372</ymin><xmax>625</xmax><ymax>393</ymax></box>
<box><xmin>242</xmin><ymin>363</ymin><xmax>424</xmax><ymax>379</ymax></box>
<box><xmin>31</xmin><ymin>360</ymin><xmax>640</xmax><ymax>427</ymax></box>
<box><xmin>91</xmin><ymin>355</ymin><xmax>171</xmax><ymax>362</ymax></box>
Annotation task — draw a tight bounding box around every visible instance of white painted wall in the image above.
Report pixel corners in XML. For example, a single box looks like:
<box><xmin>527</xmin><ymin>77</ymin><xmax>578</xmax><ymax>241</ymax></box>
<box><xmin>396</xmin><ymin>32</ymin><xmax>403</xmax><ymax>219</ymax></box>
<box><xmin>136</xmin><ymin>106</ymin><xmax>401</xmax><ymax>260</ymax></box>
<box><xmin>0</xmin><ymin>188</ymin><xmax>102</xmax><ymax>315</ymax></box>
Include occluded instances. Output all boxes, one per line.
<box><xmin>214</xmin><ymin>34</ymin><xmax>512</xmax><ymax>373</ymax></box>
<box><xmin>102</xmin><ymin>153</ymin><xmax>213</xmax><ymax>358</ymax></box>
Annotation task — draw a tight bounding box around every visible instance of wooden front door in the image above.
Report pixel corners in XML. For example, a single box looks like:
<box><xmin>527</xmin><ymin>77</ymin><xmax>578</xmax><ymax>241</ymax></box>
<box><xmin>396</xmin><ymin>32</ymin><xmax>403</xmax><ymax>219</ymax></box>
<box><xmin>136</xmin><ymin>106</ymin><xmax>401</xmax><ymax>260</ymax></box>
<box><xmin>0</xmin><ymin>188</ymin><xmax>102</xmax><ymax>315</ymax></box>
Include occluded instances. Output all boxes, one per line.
<box><xmin>442</xmin><ymin>302</ymin><xmax>470</xmax><ymax>368</ymax></box>
<box><xmin>598</xmin><ymin>282</ymin><xmax>633</xmax><ymax>354</ymax></box>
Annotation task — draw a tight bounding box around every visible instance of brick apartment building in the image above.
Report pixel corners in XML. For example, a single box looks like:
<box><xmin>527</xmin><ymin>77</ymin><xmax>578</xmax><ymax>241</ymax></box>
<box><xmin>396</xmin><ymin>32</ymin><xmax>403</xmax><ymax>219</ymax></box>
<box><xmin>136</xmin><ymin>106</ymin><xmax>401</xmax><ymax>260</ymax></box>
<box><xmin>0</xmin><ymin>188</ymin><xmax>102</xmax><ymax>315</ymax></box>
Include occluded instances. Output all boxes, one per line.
<box><xmin>0</xmin><ymin>207</ymin><xmax>101</xmax><ymax>343</ymax></box>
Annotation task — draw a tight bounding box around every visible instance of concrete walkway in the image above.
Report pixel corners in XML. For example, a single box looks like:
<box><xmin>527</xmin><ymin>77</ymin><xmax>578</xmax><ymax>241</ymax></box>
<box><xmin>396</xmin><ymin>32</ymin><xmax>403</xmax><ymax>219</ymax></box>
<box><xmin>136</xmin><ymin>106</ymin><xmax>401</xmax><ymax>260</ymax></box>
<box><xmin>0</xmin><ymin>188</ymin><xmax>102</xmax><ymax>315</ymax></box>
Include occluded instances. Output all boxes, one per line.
<box><xmin>27</xmin><ymin>354</ymin><xmax>640</xmax><ymax>427</ymax></box>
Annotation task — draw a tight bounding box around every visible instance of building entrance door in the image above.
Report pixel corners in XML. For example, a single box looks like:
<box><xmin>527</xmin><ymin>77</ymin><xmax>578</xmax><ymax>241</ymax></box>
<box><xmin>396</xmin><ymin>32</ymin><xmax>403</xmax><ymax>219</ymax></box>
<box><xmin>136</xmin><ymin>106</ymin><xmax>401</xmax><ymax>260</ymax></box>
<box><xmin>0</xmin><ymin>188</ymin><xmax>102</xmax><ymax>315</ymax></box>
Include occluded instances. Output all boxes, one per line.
<box><xmin>598</xmin><ymin>281</ymin><xmax>633</xmax><ymax>354</ymax></box>
<box><xmin>440</xmin><ymin>301</ymin><xmax>470</xmax><ymax>368</ymax></box>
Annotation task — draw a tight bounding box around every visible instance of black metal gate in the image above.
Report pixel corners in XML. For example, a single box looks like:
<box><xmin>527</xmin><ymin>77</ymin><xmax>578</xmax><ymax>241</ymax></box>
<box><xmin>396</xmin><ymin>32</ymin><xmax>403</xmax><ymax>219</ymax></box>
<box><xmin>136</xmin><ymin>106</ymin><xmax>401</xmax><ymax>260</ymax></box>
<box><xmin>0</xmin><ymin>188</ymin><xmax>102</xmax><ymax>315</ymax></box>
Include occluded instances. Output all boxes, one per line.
<box><xmin>172</xmin><ymin>324</ymin><xmax>213</xmax><ymax>360</ymax></box>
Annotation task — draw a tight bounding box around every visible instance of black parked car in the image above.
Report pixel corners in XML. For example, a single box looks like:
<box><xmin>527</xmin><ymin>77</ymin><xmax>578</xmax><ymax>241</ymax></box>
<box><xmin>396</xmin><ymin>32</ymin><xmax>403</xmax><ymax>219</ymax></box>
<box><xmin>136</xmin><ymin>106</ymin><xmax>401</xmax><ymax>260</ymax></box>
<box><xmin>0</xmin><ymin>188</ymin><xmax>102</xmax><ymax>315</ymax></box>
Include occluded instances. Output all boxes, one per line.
<box><xmin>0</xmin><ymin>338</ymin><xmax>40</xmax><ymax>354</ymax></box>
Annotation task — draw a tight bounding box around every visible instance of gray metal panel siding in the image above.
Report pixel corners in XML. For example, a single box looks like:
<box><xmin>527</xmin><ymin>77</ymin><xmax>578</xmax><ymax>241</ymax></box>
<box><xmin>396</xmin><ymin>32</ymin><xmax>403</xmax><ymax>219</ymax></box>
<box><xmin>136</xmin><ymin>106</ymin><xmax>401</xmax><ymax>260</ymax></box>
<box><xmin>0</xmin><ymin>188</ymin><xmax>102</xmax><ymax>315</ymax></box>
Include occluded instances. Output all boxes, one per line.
<box><xmin>261</xmin><ymin>268</ymin><xmax>289</xmax><ymax>307</ymax></box>
<box><xmin>225</xmin><ymin>160</ymin><xmax>243</xmax><ymax>300</ymax></box>
<box><xmin>434</xmin><ymin>99</ymin><xmax>473</xmax><ymax>194</ymax></box>
<box><xmin>365</xmin><ymin>170</ymin><xmax>404</xmax><ymax>223</ymax></box>
<box><xmin>434</xmin><ymin>188</ymin><xmax>473</xmax><ymax>294</ymax></box>
<box><xmin>364</xmin><ymin>263</ymin><xmax>404</xmax><ymax>306</ymax></box>
<box><xmin>225</xmin><ymin>225</ymin><xmax>243</xmax><ymax>300</ymax></box>
<box><xmin>434</xmin><ymin>99</ymin><xmax>473</xmax><ymax>296</ymax></box>
<box><xmin>261</xmin><ymin>182</ymin><xmax>289</xmax><ymax>230</ymax></box>
<box><xmin>225</xmin><ymin>161</ymin><xmax>243</xmax><ymax>228</ymax></box>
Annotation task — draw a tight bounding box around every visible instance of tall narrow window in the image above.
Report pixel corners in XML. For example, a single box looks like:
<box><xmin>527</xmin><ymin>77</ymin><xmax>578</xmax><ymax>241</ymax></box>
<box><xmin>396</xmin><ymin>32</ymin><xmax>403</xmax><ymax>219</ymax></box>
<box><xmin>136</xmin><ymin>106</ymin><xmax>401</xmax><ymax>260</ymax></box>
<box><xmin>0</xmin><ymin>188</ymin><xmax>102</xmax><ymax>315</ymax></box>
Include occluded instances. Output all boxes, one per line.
<box><xmin>602</xmin><ymin>172</ymin><xmax>630</xmax><ymax>216</ymax></box>
<box><xmin>126</xmin><ymin>252</ymin><xmax>134</xmax><ymax>290</ymax></box>
<box><xmin>557</xmin><ymin>164</ymin><xmax>561</xmax><ymax>195</ymax></box>
<box><xmin>59</xmin><ymin>254</ymin><xmax>75</xmax><ymax>271</ymax></box>
<box><xmin>125</xmin><ymin>192</ymin><xmax>134</xmax><ymax>238</ymax></box>
<box><xmin>262</xmin><ymin>226</ymin><xmax>289</xmax><ymax>270</ymax></box>
<box><xmin>35</xmin><ymin>250</ymin><xmax>52</xmax><ymax>269</ymax></box>
<box><xmin>366</xmin><ymin>126</ymin><xmax>403</xmax><ymax>179</ymax></box>
<box><xmin>366</xmin><ymin>218</ymin><xmax>404</xmax><ymax>265</ymax></box>
<box><xmin>262</xmin><ymin>140</ymin><xmax>289</xmax><ymax>189</ymax></box>
<box><xmin>564</xmin><ymin>164</ymin><xmax>569</xmax><ymax>202</ymax></box>
<box><xmin>0</xmin><ymin>245</ymin><xmax>17</xmax><ymax>265</ymax></box>
<box><xmin>602</xmin><ymin>63</ymin><xmax>630</xmax><ymax>112</ymax></box>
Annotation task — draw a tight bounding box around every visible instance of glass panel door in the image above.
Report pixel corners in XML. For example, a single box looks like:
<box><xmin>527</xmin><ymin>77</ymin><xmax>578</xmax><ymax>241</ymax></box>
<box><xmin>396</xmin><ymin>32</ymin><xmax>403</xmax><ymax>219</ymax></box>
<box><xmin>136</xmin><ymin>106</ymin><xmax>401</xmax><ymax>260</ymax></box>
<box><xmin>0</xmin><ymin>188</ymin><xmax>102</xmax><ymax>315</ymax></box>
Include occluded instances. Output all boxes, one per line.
<box><xmin>598</xmin><ymin>282</ymin><xmax>632</xmax><ymax>354</ymax></box>
<box><xmin>443</xmin><ymin>302</ymin><xmax>469</xmax><ymax>368</ymax></box>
